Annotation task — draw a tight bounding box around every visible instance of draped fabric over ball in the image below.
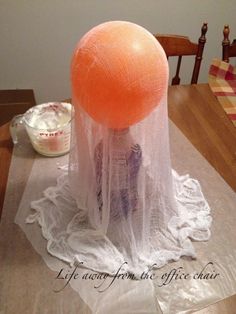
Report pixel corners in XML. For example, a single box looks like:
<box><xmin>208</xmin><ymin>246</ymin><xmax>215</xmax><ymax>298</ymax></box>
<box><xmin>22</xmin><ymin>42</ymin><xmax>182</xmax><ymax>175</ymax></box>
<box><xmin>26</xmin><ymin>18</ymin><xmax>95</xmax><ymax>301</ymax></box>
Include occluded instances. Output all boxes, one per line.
<box><xmin>27</xmin><ymin>21</ymin><xmax>212</xmax><ymax>275</ymax></box>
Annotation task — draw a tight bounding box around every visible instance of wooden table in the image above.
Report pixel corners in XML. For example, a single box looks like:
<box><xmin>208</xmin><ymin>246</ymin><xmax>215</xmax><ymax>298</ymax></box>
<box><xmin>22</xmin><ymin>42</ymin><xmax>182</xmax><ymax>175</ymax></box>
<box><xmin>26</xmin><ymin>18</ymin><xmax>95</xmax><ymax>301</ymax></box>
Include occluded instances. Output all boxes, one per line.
<box><xmin>169</xmin><ymin>84</ymin><xmax>236</xmax><ymax>314</ymax></box>
<box><xmin>168</xmin><ymin>84</ymin><xmax>236</xmax><ymax>193</ymax></box>
<box><xmin>0</xmin><ymin>89</ymin><xmax>36</xmax><ymax>216</ymax></box>
<box><xmin>0</xmin><ymin>84</ymin><xmax>236</xmax><ymax>313</ymax></box>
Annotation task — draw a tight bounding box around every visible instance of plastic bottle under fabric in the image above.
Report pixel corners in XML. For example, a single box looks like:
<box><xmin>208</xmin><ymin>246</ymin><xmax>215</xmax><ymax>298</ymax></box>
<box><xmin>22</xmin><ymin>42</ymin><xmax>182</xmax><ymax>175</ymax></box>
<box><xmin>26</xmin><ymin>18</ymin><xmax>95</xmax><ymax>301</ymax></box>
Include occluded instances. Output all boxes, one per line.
<box><xmin>94</xmin><ymin>128</ymin><xmax>142</xmax><ymax>220</ymax></box>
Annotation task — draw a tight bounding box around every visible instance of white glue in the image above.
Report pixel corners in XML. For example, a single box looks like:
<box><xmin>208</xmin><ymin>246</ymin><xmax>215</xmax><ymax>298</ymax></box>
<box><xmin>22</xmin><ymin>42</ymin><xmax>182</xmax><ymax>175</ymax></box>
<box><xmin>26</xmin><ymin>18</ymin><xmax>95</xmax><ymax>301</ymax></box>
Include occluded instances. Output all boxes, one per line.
<box><xmin>24</xmin><ymin>102</ymin><xmax>72</xmax><ymax>157</ymax></box>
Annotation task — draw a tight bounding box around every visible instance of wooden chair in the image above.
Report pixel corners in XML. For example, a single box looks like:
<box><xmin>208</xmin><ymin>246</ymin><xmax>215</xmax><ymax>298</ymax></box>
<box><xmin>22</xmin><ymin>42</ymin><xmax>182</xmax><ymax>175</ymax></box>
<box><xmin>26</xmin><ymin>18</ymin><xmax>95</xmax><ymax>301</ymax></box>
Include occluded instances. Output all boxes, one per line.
<box><xmin>154</xmin><ymin>23</ymin><xmax>208</xmax><ymax>85</ymax></box>
<box><xmin>0</xmin><ymin>89</ymin><xmax>36</xmax><ymax>126</ymax></box>
<box><xmin>222</xmin><ymin>25</ymin><xmax>236</xmax><ymax>63</ymax></box>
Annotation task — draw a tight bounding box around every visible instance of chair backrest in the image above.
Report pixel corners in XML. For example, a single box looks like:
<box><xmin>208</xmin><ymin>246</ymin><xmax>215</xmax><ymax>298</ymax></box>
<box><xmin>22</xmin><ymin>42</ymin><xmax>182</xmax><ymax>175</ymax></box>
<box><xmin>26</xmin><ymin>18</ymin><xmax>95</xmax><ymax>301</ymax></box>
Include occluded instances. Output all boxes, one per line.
<box><xmin>0</xmin><ymin>90</ymin><xmax>36</xmax><ymax>126</ymax></box>
<box><xmin>222</xmin><ymin>25</ymin><xmax>236</xmax><ymax>63</ymax></box>
<box><xmin>154</xmin><ymin>23</ymin><xmax>208</xmax><ymax>85</ymax></box>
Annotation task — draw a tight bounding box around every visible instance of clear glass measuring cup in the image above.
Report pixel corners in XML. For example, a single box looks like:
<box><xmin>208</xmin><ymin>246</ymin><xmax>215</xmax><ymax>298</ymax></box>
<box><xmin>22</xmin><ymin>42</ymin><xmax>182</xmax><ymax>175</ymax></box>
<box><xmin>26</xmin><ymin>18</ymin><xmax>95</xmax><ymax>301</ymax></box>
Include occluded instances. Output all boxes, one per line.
<box><xmin>10</xmin><ymin>102</ymin><xmax>73</xmax><ymax>157</ymax></box>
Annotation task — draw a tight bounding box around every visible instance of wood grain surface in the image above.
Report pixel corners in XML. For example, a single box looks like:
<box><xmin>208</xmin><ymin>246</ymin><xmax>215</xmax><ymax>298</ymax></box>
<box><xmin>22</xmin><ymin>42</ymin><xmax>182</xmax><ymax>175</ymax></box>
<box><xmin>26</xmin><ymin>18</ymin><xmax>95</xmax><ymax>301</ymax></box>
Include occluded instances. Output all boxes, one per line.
<box><xmin>167</xmin><ymin>83</ymin><xmax>236</xmax><ymax>314</ymax></box>
<box><xmin>168</xmin><ymin>84</ymin><xmax>236</xmax><ymax>192</ymax></box>
<box><xmin>0</xmin><ymin>89</ymin><xmax>36</xmax><ymax>216</ymax></box>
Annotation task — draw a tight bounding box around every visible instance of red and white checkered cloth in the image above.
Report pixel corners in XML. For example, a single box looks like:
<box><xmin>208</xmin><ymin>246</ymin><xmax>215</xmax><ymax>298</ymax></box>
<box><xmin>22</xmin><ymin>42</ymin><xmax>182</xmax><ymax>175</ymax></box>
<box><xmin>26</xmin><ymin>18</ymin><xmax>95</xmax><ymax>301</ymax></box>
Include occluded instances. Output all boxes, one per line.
<box><xmin>209</xmin><ymin>58</ymin><xmax>236</xmax><ymax>127</ymax></box>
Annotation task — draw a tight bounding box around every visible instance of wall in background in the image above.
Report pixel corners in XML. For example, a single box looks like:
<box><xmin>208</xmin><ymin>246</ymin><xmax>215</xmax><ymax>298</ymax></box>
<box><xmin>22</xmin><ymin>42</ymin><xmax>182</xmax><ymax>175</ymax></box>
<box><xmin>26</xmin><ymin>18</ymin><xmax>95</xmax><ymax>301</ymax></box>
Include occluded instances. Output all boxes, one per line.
<box><xmin>0</xmin><ymin>0</ymin><xmax>235</xmax><ymax>103</ymax></box>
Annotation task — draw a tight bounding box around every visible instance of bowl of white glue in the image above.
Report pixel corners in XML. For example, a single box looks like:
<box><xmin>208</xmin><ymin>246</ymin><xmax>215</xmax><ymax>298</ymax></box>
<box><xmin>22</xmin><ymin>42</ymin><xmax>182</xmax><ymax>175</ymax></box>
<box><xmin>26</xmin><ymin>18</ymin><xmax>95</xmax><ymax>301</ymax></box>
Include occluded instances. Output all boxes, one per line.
<box><xmin>10</xmin><ymin>102</ymin><xmax>73</xmax><ymax>157</ymax></box>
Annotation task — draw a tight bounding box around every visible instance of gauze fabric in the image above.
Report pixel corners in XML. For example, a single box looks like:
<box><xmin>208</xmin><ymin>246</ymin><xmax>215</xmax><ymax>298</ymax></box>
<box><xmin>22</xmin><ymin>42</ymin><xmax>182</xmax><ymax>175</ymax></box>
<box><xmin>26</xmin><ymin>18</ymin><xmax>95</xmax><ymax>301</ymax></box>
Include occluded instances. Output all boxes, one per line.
<box><xmin>26</xmin><ymin>92</ymin><xmax>212</xmax><ymax>276</ymax></box>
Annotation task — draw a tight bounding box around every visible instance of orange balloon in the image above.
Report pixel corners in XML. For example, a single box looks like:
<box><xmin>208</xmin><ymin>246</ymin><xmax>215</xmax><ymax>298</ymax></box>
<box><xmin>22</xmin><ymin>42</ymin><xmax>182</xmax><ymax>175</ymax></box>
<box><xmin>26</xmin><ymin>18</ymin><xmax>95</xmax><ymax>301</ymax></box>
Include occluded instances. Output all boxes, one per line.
<box><xmin>71</xmin><ymin>21</ymin><xmax>168</xmax><ymax>129</ymax></box>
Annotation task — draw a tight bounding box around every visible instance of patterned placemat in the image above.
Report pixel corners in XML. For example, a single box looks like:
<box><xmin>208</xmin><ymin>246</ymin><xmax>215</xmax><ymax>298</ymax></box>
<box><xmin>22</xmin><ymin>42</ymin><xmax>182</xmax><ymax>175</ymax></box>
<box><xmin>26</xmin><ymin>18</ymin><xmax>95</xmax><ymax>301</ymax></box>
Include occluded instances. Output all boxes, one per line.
<box><xmin>209</xmin><ymin>58</ymin><xmax>236</xmax><ymax>127</ymax></box>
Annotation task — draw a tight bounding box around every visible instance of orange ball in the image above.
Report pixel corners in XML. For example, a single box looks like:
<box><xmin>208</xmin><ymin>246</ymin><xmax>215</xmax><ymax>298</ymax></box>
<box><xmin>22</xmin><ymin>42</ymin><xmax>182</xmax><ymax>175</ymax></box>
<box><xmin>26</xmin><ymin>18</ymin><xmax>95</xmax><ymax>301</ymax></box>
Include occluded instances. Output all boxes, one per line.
<box><xmin>71</xmin><ymin>21</ymin><xmax>168</xmax><ymax>129</ymax></box>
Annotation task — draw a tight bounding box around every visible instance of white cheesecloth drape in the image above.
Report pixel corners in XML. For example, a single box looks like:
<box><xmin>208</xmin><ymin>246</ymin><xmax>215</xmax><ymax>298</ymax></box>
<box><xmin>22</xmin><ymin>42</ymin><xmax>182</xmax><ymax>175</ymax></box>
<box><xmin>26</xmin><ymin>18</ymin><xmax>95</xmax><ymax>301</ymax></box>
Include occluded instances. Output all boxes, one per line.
<box><xmin>27</xmin><ymin>90</ymin><xmax>212</xmax><ymax>276</ymax></box>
